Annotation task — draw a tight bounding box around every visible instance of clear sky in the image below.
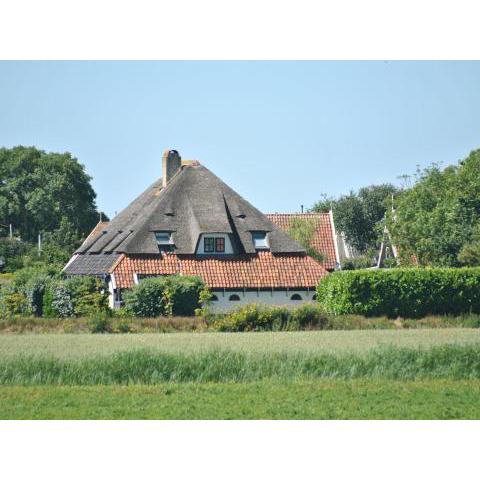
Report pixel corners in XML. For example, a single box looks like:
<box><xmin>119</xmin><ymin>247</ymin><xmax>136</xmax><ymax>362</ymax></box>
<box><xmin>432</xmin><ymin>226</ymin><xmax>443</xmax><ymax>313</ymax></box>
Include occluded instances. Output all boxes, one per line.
<box><xmin>1</xmin><ymin>61</ymin><xmax>479</xmax><ymax>219</ymax></box>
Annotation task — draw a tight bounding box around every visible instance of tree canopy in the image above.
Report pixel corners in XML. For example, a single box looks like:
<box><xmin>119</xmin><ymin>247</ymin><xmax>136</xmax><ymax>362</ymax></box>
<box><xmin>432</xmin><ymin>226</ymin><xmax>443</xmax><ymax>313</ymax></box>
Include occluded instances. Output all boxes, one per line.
<box><xmin>312</xmin><ymin>184</ymin><xmax>399</xmax><ymax>253</ymax></box>
<box><xmin>0</xmin><ymin>146</ymin><xmax>102</xmax><ymax>242</ymax></box>
<box><xmin>388</xmin><ymin>150</ymin><xmax>480</xmax><ymax>267</ymax></box>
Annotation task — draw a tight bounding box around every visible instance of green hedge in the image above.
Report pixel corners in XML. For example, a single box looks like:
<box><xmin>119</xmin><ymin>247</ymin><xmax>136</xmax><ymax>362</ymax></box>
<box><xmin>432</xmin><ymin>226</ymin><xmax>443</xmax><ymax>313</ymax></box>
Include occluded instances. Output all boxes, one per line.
<box><xmin>316</xmin><ymin>268</ymin><xmax>480</xmax><ymax>318</ymax></box>
<box><xmin>123</xmin><ymin>275</ymin><xmax>204</xmax><ymax>317</ymax></box>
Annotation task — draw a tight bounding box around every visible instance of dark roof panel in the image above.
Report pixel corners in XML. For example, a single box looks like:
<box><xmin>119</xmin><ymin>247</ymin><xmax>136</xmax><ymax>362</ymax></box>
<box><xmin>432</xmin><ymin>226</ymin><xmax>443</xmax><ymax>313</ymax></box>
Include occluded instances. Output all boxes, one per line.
<box><xmin>63</xmin><ymin>253</ymin><xmax>121</xmax><ymax>275</ymax></box>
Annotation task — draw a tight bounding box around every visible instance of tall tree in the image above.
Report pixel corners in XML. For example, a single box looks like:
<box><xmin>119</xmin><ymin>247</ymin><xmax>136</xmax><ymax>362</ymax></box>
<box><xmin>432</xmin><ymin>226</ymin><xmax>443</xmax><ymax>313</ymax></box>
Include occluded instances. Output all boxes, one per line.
<box><xmin>312</xmin><ymin>184</ymin><xmax>399</xmax><ymax>253</ymax></box>
<box><xmin>388</xmin><ymin>150</ymin><xmax>480</xmax><ymax>266</ymax></box>
<box><xmin>0</xmin><ymin>146</ymin><xmax>102</xmax><ymax>242</ymax></box>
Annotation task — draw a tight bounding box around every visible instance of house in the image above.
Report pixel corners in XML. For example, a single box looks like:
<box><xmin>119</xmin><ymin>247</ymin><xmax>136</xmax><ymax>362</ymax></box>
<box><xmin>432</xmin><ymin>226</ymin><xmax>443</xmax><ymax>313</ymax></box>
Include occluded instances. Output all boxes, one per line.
<box><xmin>64</xmin><ymin>150</ymin><xmax>332</xmax><ymax>312</ymax></box>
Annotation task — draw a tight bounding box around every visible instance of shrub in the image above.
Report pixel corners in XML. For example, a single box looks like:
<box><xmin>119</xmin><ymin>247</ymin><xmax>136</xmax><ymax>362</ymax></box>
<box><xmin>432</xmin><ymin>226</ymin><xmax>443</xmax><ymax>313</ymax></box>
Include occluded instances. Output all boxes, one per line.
<box><xmin>209</xmin><ymin>303</ymin><xmax>328</xmax><ymax>332</ymax></box>
<box><xmin>290</xmin><ymin>303</ymin><xmax>329</xmax><ymax>330</ymax></box>
<box><xmin>317</xmin><ymin>267</ymin><xmax>480</xmax><ymax>318</ymax></box>
<box><xmin>0</xmin><ymin>265</ymin><xmax>63</xmax><ymax>317</ymax></box>
<box><xmin>210</xmin><ymin>304</ymin><xmax>267</xmax><ymax>332</ymax></box>
<box><xmin>88</xmin><ymin>312</ymin><xmax>112</xmax><ymax>333</ymax></box>
<box><xmin>0</xmin><ymin>291</ymin><xmax>31</xmax><ymax>316</ymax></box>
<box><xmin>64</xmin><ymin>276</ymin><xmax>109</xmax><ymax>316</ymax></box>
<box><xmin>123</xmin><ymin>275</ymin><xmax>204</xmax><ymax>317</ymax></box>
<box><xmin>42</xmin><ymin>276</ymin><xmax>106</xmax><ymax>318</ymax></box>
<box><xmin>46</xmin><ymin>283</ymin><xmax>75</xmax><ymax>318</ymax></box>
<box><xmin>23</xmin><ymin>274</ymin><xmax>52</xmax><ymax>316</ymax></box>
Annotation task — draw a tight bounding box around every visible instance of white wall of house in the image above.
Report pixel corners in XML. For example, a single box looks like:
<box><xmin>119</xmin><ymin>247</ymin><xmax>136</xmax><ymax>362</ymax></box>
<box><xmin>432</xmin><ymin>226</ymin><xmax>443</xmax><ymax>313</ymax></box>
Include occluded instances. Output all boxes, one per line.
<box><xmin>209</xmin><ymin>289</ymin><xmax>317</xmax><ymax>313</ymax></box>
<box><xmin>108</xmin><ymin>278</ymin><xmax>115</xmax><ymax>309</ymax></box>
<box><xmin>196</xmin><ymin>233</ymin><xmax>234</xmax><ymax>254</ymax></box>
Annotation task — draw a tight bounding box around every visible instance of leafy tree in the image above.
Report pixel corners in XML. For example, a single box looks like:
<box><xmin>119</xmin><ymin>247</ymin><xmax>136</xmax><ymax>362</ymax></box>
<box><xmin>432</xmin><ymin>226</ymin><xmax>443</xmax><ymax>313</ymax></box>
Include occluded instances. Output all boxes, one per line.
<box><xmin>312</xmin><ymin>184</ymin><xmax>399</xmax><ymax>252</ymax></box>
<box><xmin>0</xmin><ymin>146</ymin><xmax>103</xmax><ymax>242</ymax></box>
<box><xmin>458</xmin><ymin>241</ymin><xmax>480</xmax><ymax>266</ymax></box>
<box><xmin>388</xmin><ymin>150</ymin><xmax>480</xmax><ymax>267</ymax></box>
<box><xmin>40</xmin><ymin>218</ymin><xmax>84</xmax><ymax>265</ymax></box>
<box><xmin>287</xmin><ymin>217</ymin><xmax>325</xmax><ymax>263</ymax></box>
<box><xmin>0</xmin><ymin>238</ymin><xmax>29</xmax><ymax>272</ymax></box>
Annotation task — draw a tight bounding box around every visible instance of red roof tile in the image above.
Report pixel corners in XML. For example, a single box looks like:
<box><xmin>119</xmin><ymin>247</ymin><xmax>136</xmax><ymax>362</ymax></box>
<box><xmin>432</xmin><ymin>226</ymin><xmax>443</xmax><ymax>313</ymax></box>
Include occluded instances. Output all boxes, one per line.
<box><xmin>266</xmin><ymin>213</ymin><xmax>337</xmax><ymax>270</ymax></box>
<box><xmin>111</xmin><ymin>252</ymin><xmax>327</xmax><ymax>289</ymax></box>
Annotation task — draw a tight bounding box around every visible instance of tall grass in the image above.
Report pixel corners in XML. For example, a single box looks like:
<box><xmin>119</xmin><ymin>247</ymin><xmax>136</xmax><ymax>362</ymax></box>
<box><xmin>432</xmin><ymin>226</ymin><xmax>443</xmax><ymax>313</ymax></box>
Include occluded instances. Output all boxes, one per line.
<box><xmin>2</xmin><ymin>345</ymin><xmax>480</xmax><ymax>385</ymax></box>
<box><xmin>2</xmin><ymin>313</ymin><xmax>480</xmax><ymax>334</ymax></box>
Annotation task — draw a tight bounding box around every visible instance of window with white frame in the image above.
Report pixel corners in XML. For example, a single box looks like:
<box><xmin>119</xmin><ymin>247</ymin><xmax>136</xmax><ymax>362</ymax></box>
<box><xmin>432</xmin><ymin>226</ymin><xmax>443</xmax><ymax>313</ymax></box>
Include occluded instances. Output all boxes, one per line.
<box><xmin>252</xmin><ymin>232</ymin><xmax>269</xmax><ymax>250</ymax></box>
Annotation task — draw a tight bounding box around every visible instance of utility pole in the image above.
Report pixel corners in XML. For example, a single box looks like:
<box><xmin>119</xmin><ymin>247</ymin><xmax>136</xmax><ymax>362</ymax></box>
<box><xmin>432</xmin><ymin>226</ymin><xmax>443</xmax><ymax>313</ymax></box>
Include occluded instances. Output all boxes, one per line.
<box><xmin>38</xmin><ymin>233</ymin><xmax>42</xmax><ymax>256</ymax></box>
<box><xmin>9</xmin><ymin>224</ymin><xmax>12</xmax><ymax>239</ymax></box>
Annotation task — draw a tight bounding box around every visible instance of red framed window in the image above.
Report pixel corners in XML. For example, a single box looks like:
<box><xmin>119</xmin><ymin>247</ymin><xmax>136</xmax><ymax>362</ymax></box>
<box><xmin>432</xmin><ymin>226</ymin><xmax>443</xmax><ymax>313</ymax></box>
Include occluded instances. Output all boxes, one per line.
<box><xmin>215</xmin><ymin>237</ymin><xmax>225</xmax><ymax>253</ymax></box>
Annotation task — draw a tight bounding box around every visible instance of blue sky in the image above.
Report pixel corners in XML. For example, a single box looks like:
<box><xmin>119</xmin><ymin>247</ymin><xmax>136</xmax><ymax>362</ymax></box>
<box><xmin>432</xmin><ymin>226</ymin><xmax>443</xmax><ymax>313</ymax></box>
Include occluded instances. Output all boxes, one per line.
<box><xmin>1</xmin><ymin>61</ymin><xmax>479</xmax><ymax>218</ymax></box>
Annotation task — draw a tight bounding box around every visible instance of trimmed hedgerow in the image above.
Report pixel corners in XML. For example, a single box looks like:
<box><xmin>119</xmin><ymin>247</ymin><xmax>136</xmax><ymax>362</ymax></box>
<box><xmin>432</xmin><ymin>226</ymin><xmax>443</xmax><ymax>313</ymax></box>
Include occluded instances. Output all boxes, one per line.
<box><xmin>316</xmin><ymin>267</ymin><xmax>480</xmax><ymax>318</ymax></box>
<box><xmin>123</xmin><ymin>275</ymin><xmax>204</xmax><ymax>317</ymax></box>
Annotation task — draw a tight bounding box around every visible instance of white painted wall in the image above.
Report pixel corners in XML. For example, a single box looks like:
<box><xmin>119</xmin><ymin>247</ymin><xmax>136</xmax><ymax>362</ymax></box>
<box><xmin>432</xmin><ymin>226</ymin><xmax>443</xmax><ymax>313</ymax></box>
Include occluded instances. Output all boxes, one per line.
<box><xmin>209</xmin><ymin>289</ymin><xmax>317</xmax><ymax>313</ymax></box>
<box><xmin>196</xmin><ymin>233</ymin><xmax>234</xmax><ymax>254</ymax></box>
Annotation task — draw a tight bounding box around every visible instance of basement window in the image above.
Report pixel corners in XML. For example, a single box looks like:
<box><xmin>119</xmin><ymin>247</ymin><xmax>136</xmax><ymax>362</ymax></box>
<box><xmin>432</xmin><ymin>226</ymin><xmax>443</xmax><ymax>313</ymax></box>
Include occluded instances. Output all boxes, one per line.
<box><xmin>229</xmin><ymin>294</ymin><xmax>241</xmax><ymax>301</ymax></box>
<box><xmin>155</xmin><ymin>232</ymin><xmax>174</xmax><ymax>253</ymax></box>
<box><xmin>252</xmin><ymin>232</ymin><xmax>269</xmax><ymax>250</ymax></box>
<box><xmin>290</xmin><ymin>294</ymin><xmax>303</xmax><ymax>301</ymax></box>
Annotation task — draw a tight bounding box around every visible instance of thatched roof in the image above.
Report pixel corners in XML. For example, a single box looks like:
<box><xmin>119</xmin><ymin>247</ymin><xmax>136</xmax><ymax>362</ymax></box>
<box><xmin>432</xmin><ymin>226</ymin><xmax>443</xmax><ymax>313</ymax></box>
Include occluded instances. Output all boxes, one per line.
<box><xmin>71</xmin><ymin>163</ymin><xmax>304</xmax><ymax>261</ymax></box>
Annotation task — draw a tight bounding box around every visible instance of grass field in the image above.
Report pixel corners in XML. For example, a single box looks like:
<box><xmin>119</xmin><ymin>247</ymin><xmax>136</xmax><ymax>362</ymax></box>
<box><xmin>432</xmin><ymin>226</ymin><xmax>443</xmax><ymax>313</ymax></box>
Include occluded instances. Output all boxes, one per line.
<box><xmin>1</xmin><ymin>328</ymin><xmax>480</xmax><ymax>358</ymax></box>
<box><xmin>2</xmin><ymin>329</ymin><xmax>480</xmax><ymax>419</ymax></box>
<box><xmin>1</xmin><ymin>380</ymin><xmax>480</xmax><ymax>419</ymax></box>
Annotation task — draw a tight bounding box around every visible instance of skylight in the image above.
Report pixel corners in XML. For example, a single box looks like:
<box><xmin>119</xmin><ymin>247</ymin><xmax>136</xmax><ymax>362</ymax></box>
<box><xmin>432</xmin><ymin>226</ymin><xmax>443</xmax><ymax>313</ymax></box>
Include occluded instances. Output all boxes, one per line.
<box><xmin>155</xmin><ymin>232</ymin><xmax>174</xmax><ymax>252</ymax></box>
<box><xmin>155</xmin><ymin>232</ymin><xmax>172</xmax><ymax>244</ymax></box>
<box><xmin>252</xmin><ymin>232</ymin><xmax>269</xmax><ymax>250</ymax></box>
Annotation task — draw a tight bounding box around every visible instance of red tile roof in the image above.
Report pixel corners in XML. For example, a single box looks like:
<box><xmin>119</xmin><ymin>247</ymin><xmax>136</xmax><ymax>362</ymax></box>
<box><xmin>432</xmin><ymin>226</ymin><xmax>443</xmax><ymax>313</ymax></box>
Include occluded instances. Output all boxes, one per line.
<box><xmin>266</xmin><ymin>213</ymin><xmax>337</xmax><ymax>270</ymax></box>
<box><xmin>111</xmin><ymin>252</ymin><xmax>327</xmax><ymax>289</ymax></box>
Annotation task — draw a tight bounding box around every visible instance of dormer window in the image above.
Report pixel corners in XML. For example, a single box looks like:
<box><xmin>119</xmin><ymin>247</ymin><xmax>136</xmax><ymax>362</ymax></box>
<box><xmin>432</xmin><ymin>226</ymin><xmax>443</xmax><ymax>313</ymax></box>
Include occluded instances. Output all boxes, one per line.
<box><xmin>252</xmin><ymin>232</ymin><xmax>269</xmax><ymax>250</ymax></box>
<box><xmin>155</xmin><ymin>231</ymin><xmax>174</xmax><ymax>253</ymax></box>
<box><xmin>215</xmin><ymin>237</ymin><xmax>225</xmax><ymax>252</ymax></box>
<box><xmin>204</xmin><ymin>236</ymin><xmax>225</xmax><ymax>253</ymax></box>
<box><xmin>197</xmin><ymin>234</ymin><xmax>232</xmax><ymax>254</ymax></box>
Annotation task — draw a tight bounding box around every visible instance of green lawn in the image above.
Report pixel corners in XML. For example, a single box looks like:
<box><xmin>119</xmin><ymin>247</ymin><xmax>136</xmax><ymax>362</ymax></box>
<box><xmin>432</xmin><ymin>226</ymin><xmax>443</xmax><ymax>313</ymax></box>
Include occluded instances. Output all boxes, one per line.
<box><xmin>1</xmin><ymin>379</ymin><xmax>479</xmax><ymax>419</ymax></box>
<box><xmin>1</xmin><ymin>328</ymin><xmax>480</xmax><ymax>359</ymax></box>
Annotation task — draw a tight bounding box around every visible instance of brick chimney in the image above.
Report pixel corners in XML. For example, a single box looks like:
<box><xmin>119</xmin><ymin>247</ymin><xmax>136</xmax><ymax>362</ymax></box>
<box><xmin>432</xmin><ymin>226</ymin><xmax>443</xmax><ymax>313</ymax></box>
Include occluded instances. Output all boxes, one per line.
<box><xmin>162</xmin><ymin>149</ymin><xmax>182</xmax><ymax>188</ymax></box>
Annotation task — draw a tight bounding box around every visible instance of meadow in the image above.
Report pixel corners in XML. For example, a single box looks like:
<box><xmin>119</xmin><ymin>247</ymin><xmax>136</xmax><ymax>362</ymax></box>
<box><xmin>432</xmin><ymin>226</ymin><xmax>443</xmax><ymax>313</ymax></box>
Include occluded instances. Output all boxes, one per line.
<box><xmin>1</xmin><ymin>328</ymin><xmax>480</xmax><ymax>358</ymax></box>
<box><xmin>2</xmin><ymin>329</ymin><xmax>480</xmax><ymax>419</ymax></box>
